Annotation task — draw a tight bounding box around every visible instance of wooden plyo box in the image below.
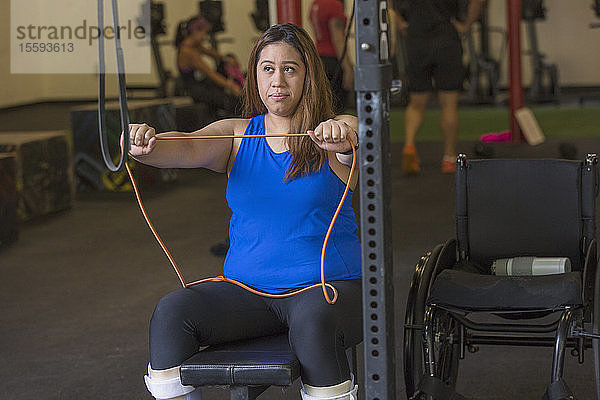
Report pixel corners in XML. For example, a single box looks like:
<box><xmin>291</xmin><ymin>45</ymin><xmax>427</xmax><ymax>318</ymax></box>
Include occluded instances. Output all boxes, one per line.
<box><xmin>70</xmin><ymin>100</ymin><xmax>177</xmax><ymax>191</ymax></box>
<box><xmin>0</xmin><ymin>131</ymin><xmax>74</xmax><ymax>222</ymax></box>
<box><xmin>0</xmin><ymin>153</ymin><xmax>18</xmax><ymax>247</ymax></box>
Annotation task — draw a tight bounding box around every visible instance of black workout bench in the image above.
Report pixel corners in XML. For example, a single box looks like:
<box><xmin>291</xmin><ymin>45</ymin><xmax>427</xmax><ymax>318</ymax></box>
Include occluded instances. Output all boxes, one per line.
<box><xmin>180</xmin><ymin>334</ymin><xmax>358</xmax><ymax>400</ymax></box>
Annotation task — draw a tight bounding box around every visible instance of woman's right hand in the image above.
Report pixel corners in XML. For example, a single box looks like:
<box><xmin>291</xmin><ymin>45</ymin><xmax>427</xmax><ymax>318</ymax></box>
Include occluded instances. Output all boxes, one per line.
<box><xmin>127</xmin><ymin>123</ymin><xmax>157</xmax><ymax>157</ymax></box>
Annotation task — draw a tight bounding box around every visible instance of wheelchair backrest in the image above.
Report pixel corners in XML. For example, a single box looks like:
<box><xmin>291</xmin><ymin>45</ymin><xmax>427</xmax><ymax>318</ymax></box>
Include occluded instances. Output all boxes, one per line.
<box><xmin>455</xmin><ymin>156</ymin><xmax>598</xmax><ymax>271</ymax></box>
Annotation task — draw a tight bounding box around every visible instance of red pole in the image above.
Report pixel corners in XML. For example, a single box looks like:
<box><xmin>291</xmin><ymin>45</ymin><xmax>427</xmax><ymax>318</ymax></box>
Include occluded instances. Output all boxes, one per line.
<box><xmin>276</xmin><ymin>0</ymin><xmax>303</xmax><ymax>25</ymax></box>
<box><xmin>507</xmin><ymin>0</ymin><xmax>524</xmax><ymax>142</ymax></box>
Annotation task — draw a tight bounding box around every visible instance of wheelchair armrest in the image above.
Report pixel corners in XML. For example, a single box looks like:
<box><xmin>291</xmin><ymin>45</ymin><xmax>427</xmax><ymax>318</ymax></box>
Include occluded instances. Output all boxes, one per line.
<box><xmin>582</xmin><ymin>239</ymin><xmax>598</xmax><ymax>322</ymax></box>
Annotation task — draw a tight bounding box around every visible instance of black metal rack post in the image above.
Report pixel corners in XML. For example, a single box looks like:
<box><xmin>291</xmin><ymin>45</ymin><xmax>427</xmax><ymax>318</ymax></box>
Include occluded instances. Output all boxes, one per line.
<box><xmin>354</xmin><ymin>1</ymin><xmax>395</xmax><ymax>399</ymax></box>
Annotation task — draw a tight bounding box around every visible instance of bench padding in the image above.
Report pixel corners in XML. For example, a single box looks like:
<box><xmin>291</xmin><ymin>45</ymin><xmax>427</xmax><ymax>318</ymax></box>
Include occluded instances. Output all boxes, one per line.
<box><xmin>180</xmin><ymin>334</ymin><xmax>300</xmax><ymax>387</ymax></box>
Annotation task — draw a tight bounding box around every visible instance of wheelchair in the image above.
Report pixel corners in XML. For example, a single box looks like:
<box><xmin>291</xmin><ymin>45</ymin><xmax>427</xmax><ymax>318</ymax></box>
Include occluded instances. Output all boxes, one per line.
<box><xmin>404</xmin><ymin>154</ymin><xmax>600</xmax><ymax>400</ymax></box>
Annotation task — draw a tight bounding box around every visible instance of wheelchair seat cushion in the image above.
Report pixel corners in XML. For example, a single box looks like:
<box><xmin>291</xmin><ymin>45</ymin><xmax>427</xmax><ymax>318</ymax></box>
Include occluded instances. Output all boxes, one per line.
<box><xmin>428</xmin><ymin>269</ymin><xmax>583</xmax><ymax>311</ymax></box>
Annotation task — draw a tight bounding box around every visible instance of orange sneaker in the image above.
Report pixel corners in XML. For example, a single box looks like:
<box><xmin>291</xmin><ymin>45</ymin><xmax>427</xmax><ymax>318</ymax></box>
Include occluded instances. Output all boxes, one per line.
<box><xmin>402</xmin><ymin>144</ymin><xmax>421</xmax><ymax>174</ymax></box>
<box><xmin>441</xmin><ymin>157</ymin><xmax>456</xmax><ymax>174</ymax></box>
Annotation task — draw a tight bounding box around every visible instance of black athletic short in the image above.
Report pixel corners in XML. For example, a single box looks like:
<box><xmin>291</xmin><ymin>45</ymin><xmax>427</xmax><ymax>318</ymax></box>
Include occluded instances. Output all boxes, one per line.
<box><xmin>406</xmin><ymin>29</ymin><xmax>464</xmax><ymax>93</ymax></box>
<box><xmin>149</xmin><ymin>280</ymin><xmax>362</xmax><ymax>387</ymax></box>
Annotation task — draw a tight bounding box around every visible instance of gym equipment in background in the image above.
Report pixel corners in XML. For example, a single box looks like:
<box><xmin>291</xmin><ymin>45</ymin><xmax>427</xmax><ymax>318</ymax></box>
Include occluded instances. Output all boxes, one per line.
<box><xmin>0</xmin><ymin>154</ymin><xmax>18</xmax><ymax>248</ymax></box>
<box><xmin>251</xmin><ymin>0</ymin><xmax>270</xmax><ymax>32</ymax></box>
<box><xmin>522</xmin><ymin>0</ymin><xmax>560</xmax><ymax>103</ymax></box>
<box><xmin>464</xmin><ymin>1</ymin><xmax>504</xmax><ymax>105</ymax></box>
<box><xmin>126</xmin><ymin>1</ymin><xmax>171</xmax><ymax>99</ymax></box>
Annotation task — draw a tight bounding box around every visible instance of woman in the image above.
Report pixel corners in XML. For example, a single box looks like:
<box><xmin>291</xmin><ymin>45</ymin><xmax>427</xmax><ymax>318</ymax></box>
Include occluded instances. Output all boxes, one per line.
<box><xmin>131</xmin><ymin>23</ymin><xmax>361</xmax><ymax>400</ymax></box>
<box><xmin>175</xmin><ymin>17</ymin><xmax>242</xmax><ymax>115</ymax></box>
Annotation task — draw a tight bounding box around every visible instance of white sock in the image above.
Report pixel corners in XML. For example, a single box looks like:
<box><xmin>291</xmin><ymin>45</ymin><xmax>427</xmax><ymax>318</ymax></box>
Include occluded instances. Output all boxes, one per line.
<box><xmin>300</xmin><ymin>375</ymin><xmax>358</xmax><ymax>400</ymax></box>
<box><xmin>144</xmin><ymin>364</ymin><xmax>196</xmax><ymax>400</ymax></box>
<box><xmin>305</xmin><ymin>380</ymin><xmax>352</xmax><ymax>397</ymax></box>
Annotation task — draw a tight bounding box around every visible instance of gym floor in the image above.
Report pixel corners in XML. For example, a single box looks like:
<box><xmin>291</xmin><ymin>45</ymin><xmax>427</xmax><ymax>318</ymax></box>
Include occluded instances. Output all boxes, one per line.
<box><xmin>0</xmin><ymin>102</ymin><xmax>599</xmax><ymax>399</ymax></box>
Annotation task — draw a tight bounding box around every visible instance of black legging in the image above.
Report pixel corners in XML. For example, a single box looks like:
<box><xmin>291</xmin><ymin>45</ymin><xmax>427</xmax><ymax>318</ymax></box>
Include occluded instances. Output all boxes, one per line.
<box><xmin>149</xmin><ymin>279</ymin><xmax>362</xmax><ymax>386</ymax></box>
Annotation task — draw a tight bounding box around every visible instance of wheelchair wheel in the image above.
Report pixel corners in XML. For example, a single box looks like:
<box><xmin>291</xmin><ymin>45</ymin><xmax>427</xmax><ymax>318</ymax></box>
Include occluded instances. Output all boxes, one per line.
<box><xmin>408</xmin><ymin>306</ymin><xmax>461</xmax><ymax>400</ymax></box>
<box><xmin>594</xmin><ymin>258</ymin><xmax>600</xmax><ymax>400</ymax></box>
<box><xmin>430</xmin><ymin>309</ymin><xmax>460</xmax><ymax>388</ymax></box>
<box><xmin>404</xmin><ymin>246</ymin><xmax>443</xmax><ymax>398</ymax></box>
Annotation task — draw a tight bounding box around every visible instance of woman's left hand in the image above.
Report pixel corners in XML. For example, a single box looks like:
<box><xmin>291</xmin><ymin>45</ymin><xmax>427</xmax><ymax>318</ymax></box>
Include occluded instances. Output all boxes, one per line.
<box><xmin>308</xmin><ymin>119</ymin><xmax>358</xmax><ymax>154</ymax></box>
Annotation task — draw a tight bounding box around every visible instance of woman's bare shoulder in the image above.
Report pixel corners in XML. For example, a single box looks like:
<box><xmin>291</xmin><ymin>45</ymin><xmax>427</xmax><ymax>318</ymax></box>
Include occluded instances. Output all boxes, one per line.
<box><xmin>231</xmin><ymin>118</ymin><xmax>252</xmax><ymax>136</ymax></box>
<box><xmin>199</xmin><ymin>118</ymin><xmax>251</xmax><ymax>136</ymax></box>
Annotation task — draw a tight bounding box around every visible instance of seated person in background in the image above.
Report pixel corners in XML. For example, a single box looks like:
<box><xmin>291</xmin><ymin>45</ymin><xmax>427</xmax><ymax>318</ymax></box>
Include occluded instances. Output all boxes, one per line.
<box><xmin>218</xmin><ymin>53</ymin><xmax>245</xmax><ymax>89</ymax></box>
<box><xmin>175</xmin><ymin>17</ymin><xmax>242</xmax><ymax>115</ymax></box>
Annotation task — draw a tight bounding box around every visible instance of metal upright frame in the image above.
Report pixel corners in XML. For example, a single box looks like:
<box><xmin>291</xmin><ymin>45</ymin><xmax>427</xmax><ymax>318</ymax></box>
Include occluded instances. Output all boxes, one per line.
<box><xmin>354</xmin><ymin>1</ymin><xmax>396</xmax><ymax>399</ymax></box>
<box><xmin>507</xmin><ymin>0</ymin><xmax>524</xmax><ymax>142</ymax></box>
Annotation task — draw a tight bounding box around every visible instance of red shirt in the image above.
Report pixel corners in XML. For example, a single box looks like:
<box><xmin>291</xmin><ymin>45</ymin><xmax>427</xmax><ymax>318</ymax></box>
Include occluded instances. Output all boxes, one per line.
<box><xmin>309</xmin><ymin>0</ymin><xmax>346</xmax><ymax>58</ymax></box>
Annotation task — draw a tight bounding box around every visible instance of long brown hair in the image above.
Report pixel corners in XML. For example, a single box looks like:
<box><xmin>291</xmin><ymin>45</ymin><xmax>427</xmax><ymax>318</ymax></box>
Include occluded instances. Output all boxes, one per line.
<box><xmin>243</xmin><ymin>23</ymin><xmax>335</xmax><ymax>180</ymax></box>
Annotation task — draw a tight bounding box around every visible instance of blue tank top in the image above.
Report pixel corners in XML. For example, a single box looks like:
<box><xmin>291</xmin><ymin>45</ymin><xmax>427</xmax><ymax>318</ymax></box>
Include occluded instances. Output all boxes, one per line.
<box><xmin>224</xmin><ymin>114</ymin><xmax>361</xmax><ymax>294</ymax></box>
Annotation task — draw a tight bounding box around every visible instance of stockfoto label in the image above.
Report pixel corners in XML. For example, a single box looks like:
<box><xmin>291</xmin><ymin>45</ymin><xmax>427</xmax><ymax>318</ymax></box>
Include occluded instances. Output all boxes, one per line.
<box><xmin>11</xmin><ymin>0</ymin><xmax>151</xmax><ymax>74</ymax></box>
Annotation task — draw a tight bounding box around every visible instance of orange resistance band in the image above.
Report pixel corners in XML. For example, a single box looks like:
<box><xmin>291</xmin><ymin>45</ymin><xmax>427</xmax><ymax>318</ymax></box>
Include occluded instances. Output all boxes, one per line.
<box><xmin>124</xmin><ymin>133</ymin><xmax>356</xmax><ymax>304</ymax></box>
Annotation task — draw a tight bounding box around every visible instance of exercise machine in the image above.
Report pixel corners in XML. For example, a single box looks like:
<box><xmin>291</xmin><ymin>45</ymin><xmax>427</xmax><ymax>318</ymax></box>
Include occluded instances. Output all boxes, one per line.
<box><xmin>126</xmin><ymin>1</ymin><xmax>172</xmax><ymax>99</ymax></box>
<box><xmin>465</xmin><ymin>1</ymin><xmax>504</xmax><ymax>104</ymax></box>
<box><xmin>522</xmin><ymin>0</ymin><xmax>560</xmax><ymax>103</ymax></box>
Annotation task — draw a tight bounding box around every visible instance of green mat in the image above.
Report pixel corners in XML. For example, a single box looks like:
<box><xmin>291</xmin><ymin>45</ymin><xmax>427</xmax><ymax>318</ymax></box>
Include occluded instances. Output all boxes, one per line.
<box><xmin>388</xmin><ymin>105</ymin><xmax>600</xmax><ymax>143</ymax></box>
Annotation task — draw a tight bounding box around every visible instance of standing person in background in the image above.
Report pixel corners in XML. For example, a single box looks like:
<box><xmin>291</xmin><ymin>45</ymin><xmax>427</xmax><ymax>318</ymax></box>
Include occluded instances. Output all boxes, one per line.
<box><xmin>397</xmin><ymin>0</ymin><xmax>485</xmax><ymax>174</ymax></box>
<box><xmin>309</xmin><ymin>0</ymin><xmax>354</xmax><ymax>114</ymax></box>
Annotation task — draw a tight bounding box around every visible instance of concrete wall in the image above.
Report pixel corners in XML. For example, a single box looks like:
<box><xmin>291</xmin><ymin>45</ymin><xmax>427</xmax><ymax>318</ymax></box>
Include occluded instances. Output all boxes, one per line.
<box><xmin>1</xmin><ymin>0</ymin><xmax>599</xmax><ymax>108</ymax></box>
